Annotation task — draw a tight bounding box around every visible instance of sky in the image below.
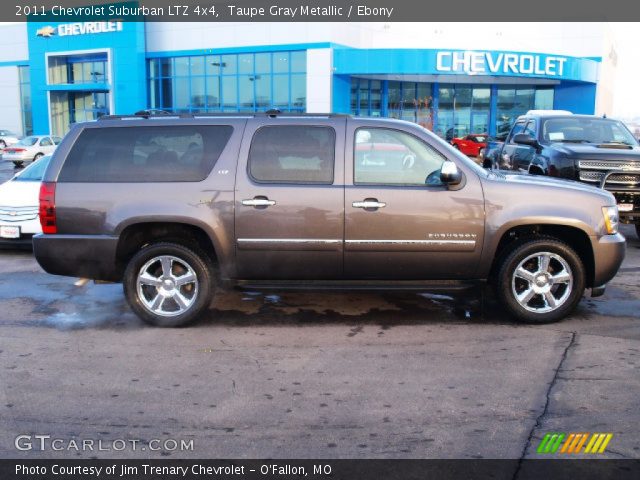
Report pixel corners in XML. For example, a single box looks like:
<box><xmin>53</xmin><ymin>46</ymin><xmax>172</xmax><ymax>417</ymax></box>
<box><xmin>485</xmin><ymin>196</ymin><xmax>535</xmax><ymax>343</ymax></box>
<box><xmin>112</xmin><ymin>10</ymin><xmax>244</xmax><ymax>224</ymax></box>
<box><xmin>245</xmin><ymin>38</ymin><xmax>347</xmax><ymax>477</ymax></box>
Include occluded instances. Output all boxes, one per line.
<box><xmin>611</xmin><ymin>24</ymin><xmax>640</xmax><ymax>120</ymax></box>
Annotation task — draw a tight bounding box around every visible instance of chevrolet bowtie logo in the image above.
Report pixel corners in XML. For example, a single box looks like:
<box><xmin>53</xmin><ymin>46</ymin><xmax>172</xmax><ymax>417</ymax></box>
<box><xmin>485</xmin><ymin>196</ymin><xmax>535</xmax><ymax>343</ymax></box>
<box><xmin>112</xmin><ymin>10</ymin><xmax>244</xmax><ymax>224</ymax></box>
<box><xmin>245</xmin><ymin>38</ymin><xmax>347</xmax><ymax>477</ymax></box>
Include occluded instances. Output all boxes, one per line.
<box><xmin>36</xmin><ymin>26</ymin><xmax>56</xmax><ymax>38</ymax></box>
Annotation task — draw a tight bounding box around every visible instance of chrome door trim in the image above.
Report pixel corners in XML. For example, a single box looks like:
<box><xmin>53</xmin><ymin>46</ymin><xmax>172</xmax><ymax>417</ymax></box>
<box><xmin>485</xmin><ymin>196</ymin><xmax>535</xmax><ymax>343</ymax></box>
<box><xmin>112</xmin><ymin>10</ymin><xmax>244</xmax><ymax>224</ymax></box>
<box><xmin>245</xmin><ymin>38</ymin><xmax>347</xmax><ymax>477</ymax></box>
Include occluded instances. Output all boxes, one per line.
<box><xmin>345</xmin><ymin>239</ymin><xmax>476</xmax><ymax>245</ymax></box>
<box><xmin>237</xmin><ymin>238</ymin><xmax>342</xmax><ymax>251</ymax></box>
<box><xmin>345</xmin><ymin>238</ymin><xmax>477</xmax><ymax>252</ymax></box>
<box><xmin>238</xmin><ymin>238</ymin><xmax>341</xmax><ymax>244</ymax></box>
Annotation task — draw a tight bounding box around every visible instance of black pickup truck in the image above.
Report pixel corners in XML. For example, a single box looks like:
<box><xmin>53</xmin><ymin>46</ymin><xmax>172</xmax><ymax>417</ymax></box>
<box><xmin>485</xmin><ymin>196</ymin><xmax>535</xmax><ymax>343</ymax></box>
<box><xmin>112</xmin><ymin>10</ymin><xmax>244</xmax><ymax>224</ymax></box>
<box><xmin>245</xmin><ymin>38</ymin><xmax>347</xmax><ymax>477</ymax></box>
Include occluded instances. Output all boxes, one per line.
<box><xmin>483</xmin><ymin>111</ymin><xmax>640</xmax><ymax>238</ymax></box>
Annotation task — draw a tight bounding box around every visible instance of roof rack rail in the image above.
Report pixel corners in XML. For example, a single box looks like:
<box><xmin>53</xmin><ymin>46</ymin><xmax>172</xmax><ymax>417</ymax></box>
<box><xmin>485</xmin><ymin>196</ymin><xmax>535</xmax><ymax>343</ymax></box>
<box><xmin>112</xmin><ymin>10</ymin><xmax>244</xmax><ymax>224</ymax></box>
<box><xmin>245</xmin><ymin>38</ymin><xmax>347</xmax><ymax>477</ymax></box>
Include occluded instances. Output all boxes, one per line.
<box><xmin>98</xmin><ymin>110</ymin><xmax>351</xmax><ymax>121</ymax></box>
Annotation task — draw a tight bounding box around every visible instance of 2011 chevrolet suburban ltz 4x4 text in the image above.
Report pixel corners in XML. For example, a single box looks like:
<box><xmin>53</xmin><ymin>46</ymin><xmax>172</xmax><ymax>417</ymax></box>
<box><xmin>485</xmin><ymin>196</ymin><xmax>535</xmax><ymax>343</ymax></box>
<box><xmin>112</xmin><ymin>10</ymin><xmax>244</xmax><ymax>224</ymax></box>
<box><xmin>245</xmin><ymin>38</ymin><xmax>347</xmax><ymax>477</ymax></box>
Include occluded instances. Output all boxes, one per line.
<box><xmin>33</xmin><ymin>112</ymin><xmax>626</xmax><ymax>327</ymax></box>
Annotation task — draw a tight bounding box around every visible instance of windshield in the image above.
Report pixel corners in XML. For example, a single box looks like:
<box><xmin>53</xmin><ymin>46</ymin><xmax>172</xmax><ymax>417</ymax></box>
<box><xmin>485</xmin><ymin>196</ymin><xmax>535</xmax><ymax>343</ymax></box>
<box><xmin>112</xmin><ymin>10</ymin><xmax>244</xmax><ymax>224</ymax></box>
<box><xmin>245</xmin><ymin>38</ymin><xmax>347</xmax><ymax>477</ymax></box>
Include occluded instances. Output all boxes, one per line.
<box><xmin>542</xmin><ymin>117</ymin><xmax>638</xmax><ymax>145</ymax></box>
<box><xmin>472</xmin><ymin>135</ymin><xmax>487</xmax><ymax>143</ymax></box>
<box><xmin>14</xmin><ymin>155</ymin><xmax>52</xmax><ymax>182</ymax></box>
<box><xmin>15</xmin><ymin>136</ymin><xmax>39</xmax><ymax>147</ymax></box>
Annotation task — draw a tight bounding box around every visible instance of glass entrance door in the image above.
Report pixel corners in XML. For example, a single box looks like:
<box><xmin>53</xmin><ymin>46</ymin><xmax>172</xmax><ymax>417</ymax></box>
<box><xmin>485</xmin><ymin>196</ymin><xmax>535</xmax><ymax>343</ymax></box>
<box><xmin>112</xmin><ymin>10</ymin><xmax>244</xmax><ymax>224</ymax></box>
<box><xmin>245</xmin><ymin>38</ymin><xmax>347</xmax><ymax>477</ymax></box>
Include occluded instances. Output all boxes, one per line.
<box><xmin>50</xmin><ymin>91</ymin><xmax>110</xmax><ymax>136</ymax></box>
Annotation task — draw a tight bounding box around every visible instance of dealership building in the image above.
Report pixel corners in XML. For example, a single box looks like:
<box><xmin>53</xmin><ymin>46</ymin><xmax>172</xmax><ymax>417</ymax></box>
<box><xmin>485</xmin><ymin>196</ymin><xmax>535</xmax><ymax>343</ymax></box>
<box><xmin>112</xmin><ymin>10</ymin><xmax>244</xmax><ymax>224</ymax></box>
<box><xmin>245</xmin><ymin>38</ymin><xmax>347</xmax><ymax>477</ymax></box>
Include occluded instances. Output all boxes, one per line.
<box><xmin>0</xmin><ymin>15</ymin><xmax>616</xmax><ymax>139</ymax></box>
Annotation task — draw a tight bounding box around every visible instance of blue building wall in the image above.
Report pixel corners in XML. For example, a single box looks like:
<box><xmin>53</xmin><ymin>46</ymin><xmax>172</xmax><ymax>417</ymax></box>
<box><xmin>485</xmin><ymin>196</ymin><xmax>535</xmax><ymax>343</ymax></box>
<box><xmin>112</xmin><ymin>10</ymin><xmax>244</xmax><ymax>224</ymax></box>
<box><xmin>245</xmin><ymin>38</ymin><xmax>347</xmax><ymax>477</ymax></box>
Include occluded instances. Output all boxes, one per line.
<box><xmin>18</xmin><ymin>15</ymin><xmax>601</xmax><ymax>135</ymax></box>
<box><xmin>26</xmin><ymin>15</ymin><xmax>146</xmax><ymax>134</ymax></box>
<box><xmin>553</xmin><ymin>82</ymin><xmax>597</xmax><ymax>115</ymax></box>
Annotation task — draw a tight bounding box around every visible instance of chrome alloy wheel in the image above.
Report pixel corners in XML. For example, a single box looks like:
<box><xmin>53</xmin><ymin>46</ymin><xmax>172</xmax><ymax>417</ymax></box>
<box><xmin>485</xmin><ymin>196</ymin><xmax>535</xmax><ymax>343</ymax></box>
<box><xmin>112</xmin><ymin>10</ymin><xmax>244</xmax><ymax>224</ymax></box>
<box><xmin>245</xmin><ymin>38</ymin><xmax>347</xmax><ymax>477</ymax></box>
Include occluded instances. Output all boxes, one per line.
<box><xmin>511</xmin><ymin>252</ymin><xmax>573</xmax><ymax>313</ymax></box>
<box><xmin>136</xmin><ymin>255</ymin><xmax>199</xmax><ymax>317</ymax></box>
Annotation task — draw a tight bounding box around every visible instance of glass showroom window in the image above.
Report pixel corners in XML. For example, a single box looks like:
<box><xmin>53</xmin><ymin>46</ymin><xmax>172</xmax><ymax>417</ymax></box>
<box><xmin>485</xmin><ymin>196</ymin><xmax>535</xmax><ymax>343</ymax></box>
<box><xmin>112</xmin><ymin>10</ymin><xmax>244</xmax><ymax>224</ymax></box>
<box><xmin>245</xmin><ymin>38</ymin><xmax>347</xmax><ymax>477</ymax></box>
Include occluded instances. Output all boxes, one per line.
<box><xmin>18</xmin><ymin>66</ymin><xmax>33</xmax><ymax>136</ymax></box>
<box><xmin>436</xmin><ymin>84</ymin><xmax>490</xmax><ymax>141</ymax></box>
<box><xmin>148</xmin><ymin>50</ymin><xmax>306</xmax><ymax>113</ymax></box>
<box><xmin>353</xmin><ymin>79</ymin><xmax>433</xmax><ymax>127</ymax></box>
<box><xmin>48</xmin><ymin>55</ymin><xmax>107</xmax><ymax>84</ymax></box>
<box><xmin>495</xmin><ymin>86</ymin><xmax>554</xmax><ymax>136</ymax></box>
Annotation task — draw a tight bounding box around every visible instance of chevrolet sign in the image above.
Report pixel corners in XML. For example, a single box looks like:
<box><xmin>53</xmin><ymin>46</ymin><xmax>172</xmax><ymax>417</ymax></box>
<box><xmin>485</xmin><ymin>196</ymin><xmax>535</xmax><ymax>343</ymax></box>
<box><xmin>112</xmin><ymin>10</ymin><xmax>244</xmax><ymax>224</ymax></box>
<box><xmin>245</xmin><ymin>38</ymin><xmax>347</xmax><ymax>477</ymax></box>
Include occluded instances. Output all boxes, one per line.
<box><xmin>36</xmin><ymin>21</ymin><xmax>123</xmax><ymax>38</ymax></box>
<box><xmin>436</xmin><ymin>51</ymin><xmax>567</xmax><ymax>77</ymax></box>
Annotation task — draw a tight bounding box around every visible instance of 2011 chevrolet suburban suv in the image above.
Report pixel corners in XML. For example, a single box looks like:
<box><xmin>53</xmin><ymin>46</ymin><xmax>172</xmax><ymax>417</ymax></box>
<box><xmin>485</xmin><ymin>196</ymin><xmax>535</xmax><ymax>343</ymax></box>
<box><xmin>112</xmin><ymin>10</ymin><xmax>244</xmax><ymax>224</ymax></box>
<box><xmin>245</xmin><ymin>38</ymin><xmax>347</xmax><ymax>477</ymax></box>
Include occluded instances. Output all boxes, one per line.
<box><xmin>33</xmin><ymin>112</ymin><xmax>626</xmax><ymax>327</ymax></box>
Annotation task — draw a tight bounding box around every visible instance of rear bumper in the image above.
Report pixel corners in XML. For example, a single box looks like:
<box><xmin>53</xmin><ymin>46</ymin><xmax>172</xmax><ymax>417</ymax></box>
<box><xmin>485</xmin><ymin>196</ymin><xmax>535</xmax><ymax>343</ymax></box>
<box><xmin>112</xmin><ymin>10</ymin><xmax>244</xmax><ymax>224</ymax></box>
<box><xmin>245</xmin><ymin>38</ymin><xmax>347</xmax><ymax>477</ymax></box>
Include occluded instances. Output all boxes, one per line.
<box><xmin>591</xmin><ymin>233</ymin><xmax>626</xmax><ymax>287</ymax></box>
<box><xmin>33</xmin><ymin>234</ymin><xmax>121</xmax><ymax>281</ymax></box>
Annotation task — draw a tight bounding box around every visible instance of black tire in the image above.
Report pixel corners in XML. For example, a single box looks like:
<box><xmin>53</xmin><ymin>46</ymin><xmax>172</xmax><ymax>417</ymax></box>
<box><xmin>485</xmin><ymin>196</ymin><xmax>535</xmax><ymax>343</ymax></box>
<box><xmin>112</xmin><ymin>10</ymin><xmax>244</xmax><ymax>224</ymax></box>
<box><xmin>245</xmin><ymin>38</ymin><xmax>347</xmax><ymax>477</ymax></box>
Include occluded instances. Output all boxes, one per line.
<box><xmin>478</xmin><ymin>148</ymin><xmax>485</xmax><ymax>159</ymax></box>
<box><xmin>495</xmin><ymin>237</ymin><xmax>586</xmax><ymax>324</ymax></box>
<box><xmin>0</xmin><ymin>140</ymin><xmax>6</xmax><ymax>149</ymax></box>
<box><xmin>452</xmin><ymin>144</ymin><xmax>460</xmax><ymax>150</ymax></box>
<box><xmin>636</xmin><ymin>223</ymin><xmax>640</xmax><ymax>240</ymax></box>
<box><xmin>123</xmin><ymin>242</ymin><xmax>214</xmax><ymax>327</ymax></box>
<box><xmin>33</xmin><ymin>153</ymin><xmax>43</xmax><ymax>161</ymax></box>
<box><xmin>12</xmin><ymin>161</ymin><xmax>23</xmax><ymax>168</ymax></box>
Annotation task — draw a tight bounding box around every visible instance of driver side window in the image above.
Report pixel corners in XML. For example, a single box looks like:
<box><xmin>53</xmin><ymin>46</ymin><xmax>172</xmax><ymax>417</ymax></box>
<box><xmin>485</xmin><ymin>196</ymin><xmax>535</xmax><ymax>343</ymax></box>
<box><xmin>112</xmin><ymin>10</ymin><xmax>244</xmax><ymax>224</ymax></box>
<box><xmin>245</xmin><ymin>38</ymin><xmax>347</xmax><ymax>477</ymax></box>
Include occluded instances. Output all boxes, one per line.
<box><xmin>354</xmin><ymin>128</ymin><xmax>445</xmax><ymax>186</ymax></box>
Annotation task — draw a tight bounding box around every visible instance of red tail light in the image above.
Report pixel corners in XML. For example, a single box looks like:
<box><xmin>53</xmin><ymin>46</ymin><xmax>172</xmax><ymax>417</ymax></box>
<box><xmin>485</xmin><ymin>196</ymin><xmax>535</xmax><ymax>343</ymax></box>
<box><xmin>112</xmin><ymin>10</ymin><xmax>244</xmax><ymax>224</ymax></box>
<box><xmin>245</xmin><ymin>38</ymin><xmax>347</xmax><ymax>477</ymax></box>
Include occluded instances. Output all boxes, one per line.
<box><xmin>39</xmin><ymin>182</ymin><xmax>57</xmax><ymax>234</ymax></box>
<box><xmin>6</xmin><ymin>148</ymin><xmax>25</xmax><ymax>153</ymax></box>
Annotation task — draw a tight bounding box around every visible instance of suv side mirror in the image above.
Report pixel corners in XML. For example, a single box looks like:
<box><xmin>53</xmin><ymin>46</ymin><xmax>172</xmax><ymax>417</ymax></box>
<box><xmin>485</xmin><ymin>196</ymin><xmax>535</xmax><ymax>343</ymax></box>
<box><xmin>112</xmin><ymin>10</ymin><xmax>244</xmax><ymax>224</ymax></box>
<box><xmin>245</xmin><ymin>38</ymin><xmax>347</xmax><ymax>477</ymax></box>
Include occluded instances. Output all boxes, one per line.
<box><xmin>513</xmin><ymin>133</ymin><xmax>540</xmax><ymax>150</ymax></box>
<box><xmin>440</xmin><ymin>160</ymin><xmax>462</xmax><ymax>185</ymax></box>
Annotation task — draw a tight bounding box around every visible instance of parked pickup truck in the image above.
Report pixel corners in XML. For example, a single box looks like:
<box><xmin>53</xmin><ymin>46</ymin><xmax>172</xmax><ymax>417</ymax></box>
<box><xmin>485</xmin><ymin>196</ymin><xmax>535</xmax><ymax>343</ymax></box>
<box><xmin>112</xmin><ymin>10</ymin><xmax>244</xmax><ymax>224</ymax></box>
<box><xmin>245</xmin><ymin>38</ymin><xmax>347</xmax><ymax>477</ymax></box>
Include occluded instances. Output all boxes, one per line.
<box><xmin>33</xmin><ymin>112</ymin><xmax>625</xmax><ymax>327</ymax></box>
<box><xmin>482</xmin><ymin>110</ymin><xmax>640</xmax><ymax>238</ymax></box>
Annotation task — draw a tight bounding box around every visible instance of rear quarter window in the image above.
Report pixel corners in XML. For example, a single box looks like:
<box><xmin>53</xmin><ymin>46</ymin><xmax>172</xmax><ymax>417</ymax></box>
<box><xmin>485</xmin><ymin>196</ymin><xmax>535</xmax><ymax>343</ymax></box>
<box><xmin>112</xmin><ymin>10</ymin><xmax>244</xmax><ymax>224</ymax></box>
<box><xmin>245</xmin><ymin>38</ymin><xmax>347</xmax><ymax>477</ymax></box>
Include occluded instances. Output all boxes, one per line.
<box><xmin>58</xmin><ymin>125</ymin><xmax>233</xmax><ymax>182</ymax></box>
<box><xmin>248</xmin><ymin>125</ymin><xmax>335</xmax><ymax>184</ymax></box>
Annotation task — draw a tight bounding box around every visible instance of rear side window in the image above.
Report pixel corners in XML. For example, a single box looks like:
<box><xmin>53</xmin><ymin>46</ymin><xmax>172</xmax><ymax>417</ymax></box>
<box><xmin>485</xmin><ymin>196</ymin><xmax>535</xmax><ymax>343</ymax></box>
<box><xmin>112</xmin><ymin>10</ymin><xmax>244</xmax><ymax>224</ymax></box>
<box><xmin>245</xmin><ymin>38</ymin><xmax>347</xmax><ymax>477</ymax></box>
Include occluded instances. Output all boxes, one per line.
<box><xmin>58</xmin><ymin>125</ymin><xmax>233</xmax><ymax>182</ymax></box>
<box><xmin>248</xmin><ymin>126</ymin><xmax>335</xmax><ymax>184</ymax></box>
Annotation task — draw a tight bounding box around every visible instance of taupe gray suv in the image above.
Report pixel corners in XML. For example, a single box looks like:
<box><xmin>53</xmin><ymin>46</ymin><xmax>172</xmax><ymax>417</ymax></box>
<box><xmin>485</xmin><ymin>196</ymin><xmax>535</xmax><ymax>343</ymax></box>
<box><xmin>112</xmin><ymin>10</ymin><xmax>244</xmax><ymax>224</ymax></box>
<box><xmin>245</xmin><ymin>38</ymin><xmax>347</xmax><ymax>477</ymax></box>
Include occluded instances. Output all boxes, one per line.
<box><xmin>33</xmin><ymin>112</ymin><xmax>626</xmax><ymax>327</ymax></box>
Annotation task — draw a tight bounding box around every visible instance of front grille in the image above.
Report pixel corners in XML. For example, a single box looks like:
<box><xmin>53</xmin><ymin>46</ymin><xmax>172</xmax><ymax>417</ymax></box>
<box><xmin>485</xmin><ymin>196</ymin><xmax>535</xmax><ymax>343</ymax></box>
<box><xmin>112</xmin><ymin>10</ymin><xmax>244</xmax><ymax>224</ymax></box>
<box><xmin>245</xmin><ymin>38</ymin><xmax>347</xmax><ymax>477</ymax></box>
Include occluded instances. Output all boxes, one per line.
<box><xmin>577</xmin><ymin>160</ymin><xmax>640</xmax><ymax>187</ymax></box>
<box><xmin>578</xmin><ymin>160</ymin><xmax>640</xmax><ymax>171</ymax></box>
<box><xmin>579</xmin><ymin>171</ymin><xmax>640</xmax><ymax>185</ymax></box>
<box><xmin>0</xmin><ymin>206</ymin><xmax>38</xmax><ymax>222</ymax></box>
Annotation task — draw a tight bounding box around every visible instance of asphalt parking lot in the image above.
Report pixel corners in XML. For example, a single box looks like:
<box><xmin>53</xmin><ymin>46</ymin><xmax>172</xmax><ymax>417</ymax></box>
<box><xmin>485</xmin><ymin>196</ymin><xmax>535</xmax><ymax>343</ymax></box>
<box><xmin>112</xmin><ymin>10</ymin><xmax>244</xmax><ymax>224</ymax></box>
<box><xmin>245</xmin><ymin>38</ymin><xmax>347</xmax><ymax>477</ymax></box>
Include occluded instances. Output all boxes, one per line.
<box><xmin>0</xmin><ymin>160</ymin><xmax>638</xmax><ymax>460</ymax></box>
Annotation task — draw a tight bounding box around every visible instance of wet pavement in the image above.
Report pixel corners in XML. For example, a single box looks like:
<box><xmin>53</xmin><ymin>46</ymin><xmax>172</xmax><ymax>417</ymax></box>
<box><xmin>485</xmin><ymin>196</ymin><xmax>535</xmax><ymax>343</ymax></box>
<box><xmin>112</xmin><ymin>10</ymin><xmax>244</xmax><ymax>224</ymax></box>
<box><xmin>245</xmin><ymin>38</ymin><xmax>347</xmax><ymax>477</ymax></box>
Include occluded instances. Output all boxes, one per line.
<box><xmin>0</xmin><ymin>160</ymin><xmax>639</xmax><ymax>459</ymax></box>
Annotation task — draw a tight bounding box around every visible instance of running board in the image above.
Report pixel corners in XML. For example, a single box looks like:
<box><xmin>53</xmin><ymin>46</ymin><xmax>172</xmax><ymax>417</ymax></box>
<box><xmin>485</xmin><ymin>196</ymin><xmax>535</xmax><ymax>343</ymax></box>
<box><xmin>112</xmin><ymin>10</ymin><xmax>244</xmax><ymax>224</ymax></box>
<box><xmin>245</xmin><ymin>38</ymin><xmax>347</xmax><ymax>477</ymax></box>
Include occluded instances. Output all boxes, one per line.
<box><xmin>233</xmin><ymin>280</ymin><xmax>483</xmax><ymax>292</ymax></box>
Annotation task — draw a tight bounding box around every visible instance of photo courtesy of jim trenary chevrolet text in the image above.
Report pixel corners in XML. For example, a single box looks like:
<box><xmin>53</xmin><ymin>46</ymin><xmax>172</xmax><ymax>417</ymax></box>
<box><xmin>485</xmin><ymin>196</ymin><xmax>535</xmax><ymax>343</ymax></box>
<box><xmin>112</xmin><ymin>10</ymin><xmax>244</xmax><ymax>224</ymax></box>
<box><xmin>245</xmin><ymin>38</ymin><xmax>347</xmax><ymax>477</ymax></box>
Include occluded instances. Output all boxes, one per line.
<box><xmin>1</xmin><ymin>0</ymin><xmax>640</xmax><ymax>479</ymax></box>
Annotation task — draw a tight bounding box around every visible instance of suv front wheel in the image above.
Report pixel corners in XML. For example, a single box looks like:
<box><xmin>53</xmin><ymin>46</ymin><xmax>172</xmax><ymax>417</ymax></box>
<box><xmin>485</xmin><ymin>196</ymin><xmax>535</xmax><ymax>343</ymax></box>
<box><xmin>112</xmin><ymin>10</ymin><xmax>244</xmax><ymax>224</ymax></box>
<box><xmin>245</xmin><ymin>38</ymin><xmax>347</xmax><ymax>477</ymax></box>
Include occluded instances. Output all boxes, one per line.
<box><xmin>123</xmin><ymin>242</ymin><xmax>214</xmax><ymax>327</ymax></box>
<box><xmin>496</xmin><ymin>238</ymin><xmax>585</xmax><ymax>323</ymax></box>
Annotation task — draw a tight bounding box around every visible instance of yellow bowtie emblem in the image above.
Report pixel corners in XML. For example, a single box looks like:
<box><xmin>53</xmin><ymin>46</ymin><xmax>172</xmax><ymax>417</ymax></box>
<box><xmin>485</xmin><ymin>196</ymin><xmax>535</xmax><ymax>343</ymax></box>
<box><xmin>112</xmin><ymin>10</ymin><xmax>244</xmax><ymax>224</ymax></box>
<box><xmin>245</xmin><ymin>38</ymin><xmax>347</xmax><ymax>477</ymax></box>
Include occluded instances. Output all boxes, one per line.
<box><xmin>36</xmin><ymin>26</ymin><xmax>56</xmax><ymax>37</ymax></box>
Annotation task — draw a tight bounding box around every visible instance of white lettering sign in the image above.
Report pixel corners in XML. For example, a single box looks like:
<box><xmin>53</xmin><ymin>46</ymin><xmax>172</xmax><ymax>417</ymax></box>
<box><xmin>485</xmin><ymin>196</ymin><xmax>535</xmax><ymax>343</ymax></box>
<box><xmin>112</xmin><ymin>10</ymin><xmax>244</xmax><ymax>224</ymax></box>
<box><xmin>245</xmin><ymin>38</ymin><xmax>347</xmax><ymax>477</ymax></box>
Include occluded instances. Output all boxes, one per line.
<box><xmin>49</xmin><ymin>21</ymin><xmax>123</xmax><ymax>37</ymax></box>
<box><xmin>436</xmin><ymin>51</ymin><xmax>567</xmax><ymax>77</ymax></box>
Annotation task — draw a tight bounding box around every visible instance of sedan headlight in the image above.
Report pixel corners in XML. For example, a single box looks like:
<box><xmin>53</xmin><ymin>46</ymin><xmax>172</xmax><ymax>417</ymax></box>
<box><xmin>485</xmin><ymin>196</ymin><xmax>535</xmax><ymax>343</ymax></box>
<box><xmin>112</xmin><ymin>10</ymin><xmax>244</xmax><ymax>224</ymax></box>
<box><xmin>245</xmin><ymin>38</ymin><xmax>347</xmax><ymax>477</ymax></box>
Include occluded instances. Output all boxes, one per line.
<box><xmin>602</xmin><ymin>206</ymin><xmax>619</xmax><ymax>234</ymax></box>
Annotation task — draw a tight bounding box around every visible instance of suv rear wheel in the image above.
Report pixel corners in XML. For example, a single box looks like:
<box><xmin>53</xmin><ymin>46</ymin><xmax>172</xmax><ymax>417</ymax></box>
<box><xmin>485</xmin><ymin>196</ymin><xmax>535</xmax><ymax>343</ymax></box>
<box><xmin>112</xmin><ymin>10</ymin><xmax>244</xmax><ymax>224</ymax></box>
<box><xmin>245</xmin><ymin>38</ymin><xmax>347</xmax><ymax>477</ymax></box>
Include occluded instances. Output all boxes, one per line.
<box><xmin>496</xmin><ymin>237</ymin><xmax>585</xmax><ymax>323</ymax></box>
<box><xmin>123</xmin><ymin>242</ymin><xmax>214</xmax><ymax>327</ymax></box>
<box><xmin>635</xmin><ymin>223</ymin><xmax>640</xmax><ymax>240</ymax></box>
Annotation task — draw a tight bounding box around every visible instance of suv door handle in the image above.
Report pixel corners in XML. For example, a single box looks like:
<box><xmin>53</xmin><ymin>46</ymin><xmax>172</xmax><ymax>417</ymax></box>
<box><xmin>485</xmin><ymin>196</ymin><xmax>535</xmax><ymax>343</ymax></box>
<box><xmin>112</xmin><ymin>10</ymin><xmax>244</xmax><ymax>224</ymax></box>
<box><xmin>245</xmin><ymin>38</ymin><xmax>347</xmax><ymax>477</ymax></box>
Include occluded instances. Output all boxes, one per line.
<box><xmin>242</xmin><ymin>197</ymin><xmax>276</xmax><ymax>207</ymax></box>
<box><xmin>352</xmin><ymin>199</ymin><xmax>386</xmax><ymax>209</ymax></box>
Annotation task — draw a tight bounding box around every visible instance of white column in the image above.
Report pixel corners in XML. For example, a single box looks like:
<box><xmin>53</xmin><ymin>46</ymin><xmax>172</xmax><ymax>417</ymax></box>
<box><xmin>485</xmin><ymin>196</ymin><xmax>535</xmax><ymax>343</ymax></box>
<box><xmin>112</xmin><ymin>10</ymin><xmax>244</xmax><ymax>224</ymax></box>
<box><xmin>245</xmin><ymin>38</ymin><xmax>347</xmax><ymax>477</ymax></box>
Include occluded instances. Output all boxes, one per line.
<box><xmin>305</xmin><ymin>48</ymin><xmax>333</xmax><ymax>113</ymax></box>
<box><xmin>0</xmin><ymin>66</ymin><xmax>24</xmax><ymax>136</ymax></box>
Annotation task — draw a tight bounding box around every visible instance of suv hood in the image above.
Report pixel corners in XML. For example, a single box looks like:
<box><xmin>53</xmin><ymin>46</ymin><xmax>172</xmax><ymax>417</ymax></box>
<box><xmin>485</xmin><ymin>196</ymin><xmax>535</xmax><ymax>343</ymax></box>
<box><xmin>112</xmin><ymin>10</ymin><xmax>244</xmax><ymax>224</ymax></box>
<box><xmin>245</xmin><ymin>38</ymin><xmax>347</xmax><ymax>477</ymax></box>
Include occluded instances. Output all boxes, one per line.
<box><xmin>548</xmin><ymin>142</ymin><xmax>640</xmax><ymax>162</ymax></box>
<box><xmin>487</xmin><ymin>171</ymin><xmax>615</xmax><ymax>204</ymax></box>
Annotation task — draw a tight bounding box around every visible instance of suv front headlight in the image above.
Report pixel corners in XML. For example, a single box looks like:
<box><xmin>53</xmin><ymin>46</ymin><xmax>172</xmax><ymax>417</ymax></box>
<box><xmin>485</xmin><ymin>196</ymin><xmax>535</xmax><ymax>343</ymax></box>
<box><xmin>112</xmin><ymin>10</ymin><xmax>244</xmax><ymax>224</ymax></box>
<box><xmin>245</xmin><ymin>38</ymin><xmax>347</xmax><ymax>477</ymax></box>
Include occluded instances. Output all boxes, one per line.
<box><xmin>602</xmin><ymin>206</ymin><xmax>619</xmax><ymax>234</ymax></box>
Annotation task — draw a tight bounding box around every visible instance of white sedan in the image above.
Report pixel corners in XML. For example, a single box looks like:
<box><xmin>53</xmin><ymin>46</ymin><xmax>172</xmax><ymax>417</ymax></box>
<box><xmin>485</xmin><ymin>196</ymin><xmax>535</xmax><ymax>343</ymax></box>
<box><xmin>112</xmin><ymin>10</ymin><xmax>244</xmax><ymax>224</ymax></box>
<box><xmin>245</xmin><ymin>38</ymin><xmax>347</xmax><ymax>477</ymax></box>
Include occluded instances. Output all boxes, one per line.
<box><xmin>0</xmin><ymin>154</ymin><xmax>51</xmax><ymax>246</ymax></box>
<box><xmin>2</xmin><ymin>135</ymin><xmax>61</xmax><ymax>167</ymax></box>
